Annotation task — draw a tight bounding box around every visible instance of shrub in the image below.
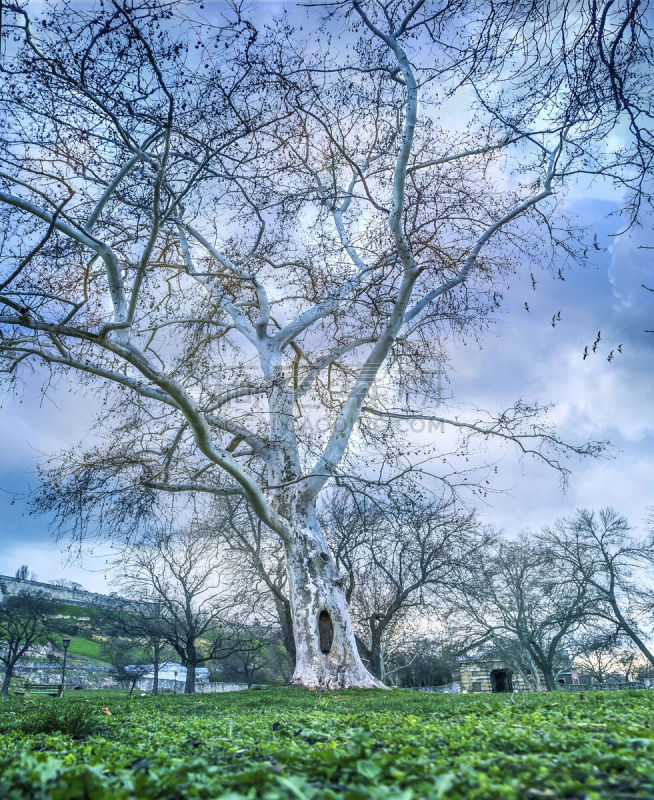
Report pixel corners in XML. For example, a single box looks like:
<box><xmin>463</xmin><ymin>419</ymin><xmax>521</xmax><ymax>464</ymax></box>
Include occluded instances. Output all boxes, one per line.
<box><xmin>20</xmin><ymin>700</ymin><xmax>104</xmax><ymax>737</ymax></box>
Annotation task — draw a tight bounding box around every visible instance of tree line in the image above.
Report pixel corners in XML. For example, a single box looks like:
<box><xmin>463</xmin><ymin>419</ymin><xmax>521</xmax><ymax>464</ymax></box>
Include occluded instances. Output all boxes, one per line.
<box><xmin>4</xmin><ymin>500</ymin><xmax>652</xmax><ymax>694</ymax></box>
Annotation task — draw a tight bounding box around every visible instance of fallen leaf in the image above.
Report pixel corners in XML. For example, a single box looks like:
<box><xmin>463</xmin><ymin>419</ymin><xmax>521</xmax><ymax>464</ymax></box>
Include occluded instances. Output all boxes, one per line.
<box><xmin>101</xmin><ymin>706</ymin><xmax>112</xmax><ymax>716</ymax></box>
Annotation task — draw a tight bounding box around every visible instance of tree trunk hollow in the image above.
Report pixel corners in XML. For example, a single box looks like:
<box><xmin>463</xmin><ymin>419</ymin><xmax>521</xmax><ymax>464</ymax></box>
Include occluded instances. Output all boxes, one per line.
<box><xmin>318</xmin><ymin>610</ymin><xmax>334</xmax><ymax>654</ymax></box>
<box><xmin>285</xmin><ymin>520</ymin><xmax>384</xmax><ymax>690</ymax></box>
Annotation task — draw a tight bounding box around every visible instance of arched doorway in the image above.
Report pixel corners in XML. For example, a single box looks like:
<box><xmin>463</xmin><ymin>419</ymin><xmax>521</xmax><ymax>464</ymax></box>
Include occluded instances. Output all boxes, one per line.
<box><xmin>490</xmin><ymin>668</ymin><xmax>513</xmax><ymax>693</ymax></box>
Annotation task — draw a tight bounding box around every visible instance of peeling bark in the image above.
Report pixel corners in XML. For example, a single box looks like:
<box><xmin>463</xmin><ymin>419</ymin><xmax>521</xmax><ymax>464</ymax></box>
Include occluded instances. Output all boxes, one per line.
<box><xmin>274</xmin><ymin>594</ymin><xmax>296</xmax><ymax>666</ymax></box>
<box><xmin>262</xmin><ymin>352</ymin><xmax>384</xmax><ymax>689</ymax></box>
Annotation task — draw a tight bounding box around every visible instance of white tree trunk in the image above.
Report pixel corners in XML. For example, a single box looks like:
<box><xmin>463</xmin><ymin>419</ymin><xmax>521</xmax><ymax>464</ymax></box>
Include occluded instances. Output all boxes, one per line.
<box><xmin>284</xmin><ymin>507</ymin><xmax>384</xmax><ymax>689</ymax></box>
<box><xmin>264</xmin><ymin>362</ymin><xmax>382</xmax><ymax>689</ymax></box>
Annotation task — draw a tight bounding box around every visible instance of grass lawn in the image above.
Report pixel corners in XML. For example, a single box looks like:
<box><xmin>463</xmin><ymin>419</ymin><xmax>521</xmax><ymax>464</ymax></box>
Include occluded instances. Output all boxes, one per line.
<box><xmin>0</xmin><ymin>688</ymin><xmax>652</xmax><ymax>799</ymax></box>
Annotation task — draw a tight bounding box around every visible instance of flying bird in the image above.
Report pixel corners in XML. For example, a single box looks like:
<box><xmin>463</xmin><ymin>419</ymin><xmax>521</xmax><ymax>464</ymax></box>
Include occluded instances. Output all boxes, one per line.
<box><xmin>524</xmin><ymin>302</ymin><xmax>530</xmax><ymax>312</ymax></box>
<box><xmin>607</xmin><ymin>350</ymin><xmax>614</xmax><ymax>363</ymax></box>
<box><xmin>617</xmin><ymin>344</ymin><xmax>623</xmax><ymax>353</ymax></box>
<box><xmin>583</xmin><ymin>346</ymin><xmax>589</xmax><ymax>360</ymax></box>
<box><xmin>530</xmin><ymin>272</ymin><xmax>537</xmax><ymax>290</ymax></box>
<box><xmin>551</xmin><ymin>314</ymin><xmax>557</xmax><ymax>328</ymax></box>
<box><xmin>592</xmin><ymin>331</ymin><xmax>601</xmax><ymax>352</ymax></box>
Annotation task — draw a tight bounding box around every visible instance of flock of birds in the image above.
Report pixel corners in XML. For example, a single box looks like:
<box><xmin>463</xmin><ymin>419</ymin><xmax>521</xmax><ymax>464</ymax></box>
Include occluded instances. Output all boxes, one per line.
<box><xmin>522</xmin><ymin>264</ymin><xmax>623</xmax><ymax>362</ymax></box>
<box><xmin>582</xmin><ymin>333</ymin><xmax>623</xmax><ymax>362</ymax></box>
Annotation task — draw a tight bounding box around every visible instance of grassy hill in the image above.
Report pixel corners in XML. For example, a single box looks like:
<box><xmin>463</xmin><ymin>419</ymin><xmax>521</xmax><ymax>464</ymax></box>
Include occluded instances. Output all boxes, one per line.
<box><xmin>45</xmin><ymin>601</ymin><xmax>110</xmax><ymax>663</ymax></box>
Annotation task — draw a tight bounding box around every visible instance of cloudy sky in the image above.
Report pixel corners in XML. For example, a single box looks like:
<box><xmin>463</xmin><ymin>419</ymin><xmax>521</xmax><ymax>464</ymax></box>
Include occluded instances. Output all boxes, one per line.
<box><xmin>0</xmin><ymin>1</ymin><xmax>653</xmax><ymax>592</ymax></box>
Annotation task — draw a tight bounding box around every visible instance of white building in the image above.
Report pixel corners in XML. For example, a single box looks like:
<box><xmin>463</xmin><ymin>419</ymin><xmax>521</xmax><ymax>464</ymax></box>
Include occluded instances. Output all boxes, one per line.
<box><xmin>127</xmin><ymin>662</ymin><xmax>208</xmax><ymax>692</ymax></box>
<box><xmin>130</xmin><ymin>662</ymin><xmax>246</xmax><ymax>693</ymax></box>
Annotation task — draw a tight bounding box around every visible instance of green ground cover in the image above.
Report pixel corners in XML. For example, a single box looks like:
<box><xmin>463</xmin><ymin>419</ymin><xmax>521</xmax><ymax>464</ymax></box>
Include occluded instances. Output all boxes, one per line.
<box><xmin>0</xmin><ymin>688</ymin><xmax>652</xmax><ymax>799</ymax></box>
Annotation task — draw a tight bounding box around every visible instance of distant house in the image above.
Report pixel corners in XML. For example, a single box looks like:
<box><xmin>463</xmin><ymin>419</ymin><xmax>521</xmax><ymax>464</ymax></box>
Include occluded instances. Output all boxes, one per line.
<box><xmin>150</xmin><ymin>662</ymin><xmax>210</xmax><ymax>683</ymax></box>
<box><xmin>128</xmin><ymin>662</ymin><xmax>209</xmax><ymax>692</ymax></box>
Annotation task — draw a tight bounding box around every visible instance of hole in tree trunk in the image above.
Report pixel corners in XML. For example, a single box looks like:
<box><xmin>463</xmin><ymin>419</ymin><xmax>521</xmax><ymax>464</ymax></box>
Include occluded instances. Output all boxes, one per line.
<box><xmin>318</xmin><ymin>610</ymin><xmax>334</xmax><ymax>654</ymax></box>
<box><xmin>319</xmin><ymin>552</ymin><xmax>329</xmax><ymax>562</ymax></box>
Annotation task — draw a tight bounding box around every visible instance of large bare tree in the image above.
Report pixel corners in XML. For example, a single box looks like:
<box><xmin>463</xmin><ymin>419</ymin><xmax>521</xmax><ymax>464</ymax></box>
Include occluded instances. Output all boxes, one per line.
<box><xmin>0</xmin><ymin>590</ymin><xmax>52</xmax><ymax>695</ymax></box>
<box><xmin>1</xmin><ymin>1</ymin><xmax>651</xmax><ymax>687</ymax></box>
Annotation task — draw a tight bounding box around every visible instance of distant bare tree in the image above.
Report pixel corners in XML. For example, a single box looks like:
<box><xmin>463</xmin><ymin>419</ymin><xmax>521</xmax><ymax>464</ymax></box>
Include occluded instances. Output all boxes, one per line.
<box><xmin>216</xmin><ymin>624</ymin><xmax>278</xmax><ymax>688</ymax></box>
<box><xmin>13</xmin><ymin>565</ymin><xmax>38</xmax><ymax>582</ymax></box>
<box><xmin>322</xmin><ymin>487</ymin><xmax>488</xmax><ymax>681</ymax></box>
<box><xmin>102</xmin><ymin>637</ymin><xmax>153</xmax><ymax>695</ymax></box>
<box><xmin>388</xmin><ymin>636</ymin><xmax>461</xmax><ymax>688</ymax></box>
<box><xmin>0</xmin><ymin>590</ymin><xmax>52</xmax><ymax>695</ymax></box>
<box><xmin>216</xmin><ymin>500</ymin><xmax>295</xmax><ymax>667</ymax></box>
<box><xmin>575</xmin><ymin>637</ymin><xmax>631</xmax><ymax>684</ymax></box>
<box><xmin>113</xmin><ymin>526</ymin><xmax>244</xmax><ymax>694</ymax></box>
<box><xmin>103</xmin><ymin>600</ymin><xmax>168</xmax><ymax>695</ymax></box>
<box><xmin>454</xmin><ymin>536</ymin><xmax>596</xmax><ymax>690</ymax></box>
<box><xmin>541</xmin><ymin>508</ymin><xmax>654</xmax><ymax>668</ymax></box>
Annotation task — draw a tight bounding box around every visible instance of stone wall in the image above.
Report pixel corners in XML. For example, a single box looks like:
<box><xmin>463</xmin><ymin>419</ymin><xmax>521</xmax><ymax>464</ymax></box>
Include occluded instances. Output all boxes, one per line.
<box><xmin>3</xmin><ymin>660</ymin><xmax>250</xmax><ymax>692</ymax></box>
<box><xmin>0</xmin><ymin>575</ymin><xmax>123</xmax><ymax>610</ymax></box>
<box><xmin>416</xmin><ymin>682</ymin><xmax>461</xmax><ymax>694</ymax></box>
<box><xmin>136</xmin><ymin>677</ymin><xmax>249</xmax><ymax>693</ymax></box>
<box><xmin>6</xmin><ymin>659</ymin><xmax>117</xmax><ymax>690</ymax></box>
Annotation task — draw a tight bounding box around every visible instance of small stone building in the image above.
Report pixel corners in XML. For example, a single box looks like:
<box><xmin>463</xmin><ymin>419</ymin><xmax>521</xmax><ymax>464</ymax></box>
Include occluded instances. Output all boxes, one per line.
<box><xmin>457</xmin><ymin>655</ymin><xmax>579</xmax><ymax>693</ymax></box>
<box><xmin>457</xmin><ymin>656</ymin><xmax>526</xmax><ymax>693</ymax></box>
